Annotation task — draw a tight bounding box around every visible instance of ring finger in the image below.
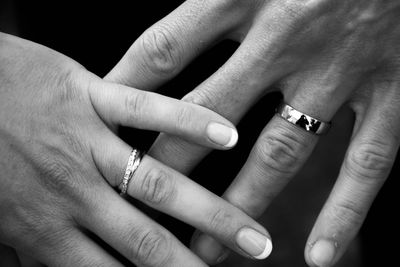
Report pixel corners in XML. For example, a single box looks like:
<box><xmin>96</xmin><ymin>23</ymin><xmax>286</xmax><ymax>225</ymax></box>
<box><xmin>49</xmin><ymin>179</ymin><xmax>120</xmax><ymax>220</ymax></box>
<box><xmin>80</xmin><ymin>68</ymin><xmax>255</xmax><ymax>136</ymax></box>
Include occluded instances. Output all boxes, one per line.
<box><xmin>78</xmin><ymin>182</ymin><xmax>206</xmax><ymax>266</ymax></box>
<box><xmin>148</xmin><ymin>1</ymin><xmax>312</xmax><ymax>174</ymax></box>
<box><xmin>191</xmin><ymin>59</ymin><xmax>356</xmax><ymax>264</ymax></box>
<box><xmin>90</xmin><ymin>128</ymin><xmax>273</xmax><ymax>261</ymax></box>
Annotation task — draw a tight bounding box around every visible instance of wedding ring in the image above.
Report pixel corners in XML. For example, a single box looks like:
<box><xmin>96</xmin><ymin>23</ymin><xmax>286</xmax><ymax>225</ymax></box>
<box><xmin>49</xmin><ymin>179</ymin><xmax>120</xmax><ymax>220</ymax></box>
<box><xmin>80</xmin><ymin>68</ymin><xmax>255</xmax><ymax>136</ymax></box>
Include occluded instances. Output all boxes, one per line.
<box><xmin>119</xmin><ymin>149</ymin><xmax>143</xmax><ymax>196</ymax></box>
<box><xmin>276</xmin><ymin>103</ymin><xmax>331</xmax><ymax>135</ymax></box>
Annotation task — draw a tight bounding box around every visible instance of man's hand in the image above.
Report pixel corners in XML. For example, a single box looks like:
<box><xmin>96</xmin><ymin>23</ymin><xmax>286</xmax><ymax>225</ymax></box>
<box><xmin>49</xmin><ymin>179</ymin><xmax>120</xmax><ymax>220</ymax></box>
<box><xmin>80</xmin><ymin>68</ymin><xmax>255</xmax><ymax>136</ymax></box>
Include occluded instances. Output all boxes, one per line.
<box><xmin>107</xmin><ymin>0</ymin><xmax>400</xmax><ymax>266</ymax></box>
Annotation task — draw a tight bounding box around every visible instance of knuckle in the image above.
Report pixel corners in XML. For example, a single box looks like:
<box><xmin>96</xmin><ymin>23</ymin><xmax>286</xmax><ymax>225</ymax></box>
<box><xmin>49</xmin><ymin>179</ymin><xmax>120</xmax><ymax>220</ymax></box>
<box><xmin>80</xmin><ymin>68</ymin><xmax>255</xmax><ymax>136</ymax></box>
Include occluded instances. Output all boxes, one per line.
<box><xmin>140</xmin><ymin>26</ymin><xmax>182</xmax><ymax>76</ymax></box>
<box><xmin>208</xmin><ymin>208</ymin><xmax>234</xmax><ymax>234</ymax></box>
<box><xmin>3</xmin><ymin>208</ymin><xmax>42</xmax><ymax>242</ymax></box>
<box><xmin>346</xmin><ymin>141</ymin><xmax>394</xmax><ymax>181</ymax></box>
<box><xmin>175</xmin><ymin>105</ymin><xmax>195</xmax><ymax>130</ymax></box>
<box><xmin>138</xmin><ymin>167</ymin><xmax>175</xmax><ymax>205</ymax></box>
<box><xmin>7</xmin><ymin>207</ymin><xmax>70</xmax><ymax>248</ymax></box>
<box><xmin>36</xmin><ymin>67</ymin><xmax>85</xmax><ymax>115</ymax></box>
<box><xmin>255</xmin><ymin>132</ymin><xmax>304</xmax><ymax>176</ymax></box>
<box><xmin>329</xmin><ymin>201</ymin><xmax>365</xmax><ymax>228</ymax></box>
<box><xmin>33</xmin><ymin>144</ymin><xmax>94</xmax><ymax>205</ymax></box>
<box><xmin>52</xmin><ymin>67</ymin><xmax>87</xmax><ymax>106</ymax></box>
<box><xmin>35</xmin><ymin>223</ymin><xmax>72</xmax><ymax>249</ymax></box>
<box><xmin>35</xmin><ymin>150</ymin><xmax>79</xmax><ymax>196</ymax></box>
<box><xmin>125</xmin><ymin>91</ymin><xmax>148</xmax><ymax>123</ymax></box>
<box><xmin>128</xmin><ymin>228</ymin><xmax>171</xmax><ymax>266</ymax></box>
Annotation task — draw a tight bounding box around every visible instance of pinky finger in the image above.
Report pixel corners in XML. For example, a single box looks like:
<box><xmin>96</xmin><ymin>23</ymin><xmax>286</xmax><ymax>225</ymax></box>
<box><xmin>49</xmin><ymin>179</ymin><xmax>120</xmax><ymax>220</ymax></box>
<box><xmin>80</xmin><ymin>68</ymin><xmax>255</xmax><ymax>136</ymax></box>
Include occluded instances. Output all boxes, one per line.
<box><xmin>305</xmin><ymin>101</ymin><xmax>400</xmax><ymax>267</ymax></box>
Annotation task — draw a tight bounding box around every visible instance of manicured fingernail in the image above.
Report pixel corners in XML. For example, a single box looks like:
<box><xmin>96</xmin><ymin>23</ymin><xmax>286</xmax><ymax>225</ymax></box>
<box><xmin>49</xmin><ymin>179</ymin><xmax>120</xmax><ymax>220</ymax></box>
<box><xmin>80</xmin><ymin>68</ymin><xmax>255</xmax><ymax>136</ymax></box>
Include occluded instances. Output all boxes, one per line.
<box><xmin>310</xmin><ymin>239</ymin><xmax>336</xmax><ymax>267</ymax></box>
<box><xmin>236</xmin><ymin>228</ymin><xmax>272</xmax><ymax>260</ymax></box>
<box><xmin>206</xmin><ymin>122</ymin><xmax>238</xmax><ymax>147</ymax></box>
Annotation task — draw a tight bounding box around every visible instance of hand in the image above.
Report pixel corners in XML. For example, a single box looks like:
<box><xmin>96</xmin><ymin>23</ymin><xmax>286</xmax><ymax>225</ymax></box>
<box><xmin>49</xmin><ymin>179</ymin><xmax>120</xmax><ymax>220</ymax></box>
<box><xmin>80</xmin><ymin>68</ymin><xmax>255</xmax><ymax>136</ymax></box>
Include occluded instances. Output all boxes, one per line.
<box><xmin>0</xmin><ymin>32</ymin><xmax>272</xmax><ymax>266</ymax></box>
<box><xmin>107</xmin><ymin>0</ymin><xmax>400</xmax><ymax>266</ymax></box>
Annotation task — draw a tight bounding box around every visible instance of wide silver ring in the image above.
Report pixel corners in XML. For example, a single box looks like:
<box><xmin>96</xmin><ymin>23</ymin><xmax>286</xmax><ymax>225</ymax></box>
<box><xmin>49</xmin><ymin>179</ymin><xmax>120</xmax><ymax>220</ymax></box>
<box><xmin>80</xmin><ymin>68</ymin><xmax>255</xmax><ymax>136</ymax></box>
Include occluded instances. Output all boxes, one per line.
<box><xmin>276</xmin><ymin>103</ymin><xmax>331</xmax><ymax>135</ymax></box>
<box><xmin>119</xmin><ymin>149</ymin><xmax>143</xmax><ymax>196</ymax></box>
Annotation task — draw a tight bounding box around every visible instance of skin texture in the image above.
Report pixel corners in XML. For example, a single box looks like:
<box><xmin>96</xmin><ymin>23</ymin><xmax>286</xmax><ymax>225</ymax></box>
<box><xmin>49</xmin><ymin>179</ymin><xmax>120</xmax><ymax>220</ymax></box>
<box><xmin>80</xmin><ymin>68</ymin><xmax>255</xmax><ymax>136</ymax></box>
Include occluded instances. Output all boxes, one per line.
<box><xmin>0</xmin><ymin>32</ymin><xmax>271</xmax><ymax>266</ymax></box>
<box><xmin>107</xmin><ymin>0</ymin><xmax>400</xmax><ymax>266</ymax></box>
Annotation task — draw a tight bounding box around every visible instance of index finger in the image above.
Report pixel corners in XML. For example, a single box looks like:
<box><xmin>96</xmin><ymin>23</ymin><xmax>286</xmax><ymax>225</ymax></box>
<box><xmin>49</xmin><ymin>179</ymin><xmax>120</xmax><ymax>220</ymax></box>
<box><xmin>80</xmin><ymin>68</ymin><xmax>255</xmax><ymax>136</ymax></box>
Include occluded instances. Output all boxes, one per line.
<box><xmin>105</xmin><ymin>0</ymin><xmax>250</xmax><ymax>89</ymax></box>
<box><xmin>88</xmin><ymin>78</ymin><xmax>238</xmax><ymax>149</ymax></box>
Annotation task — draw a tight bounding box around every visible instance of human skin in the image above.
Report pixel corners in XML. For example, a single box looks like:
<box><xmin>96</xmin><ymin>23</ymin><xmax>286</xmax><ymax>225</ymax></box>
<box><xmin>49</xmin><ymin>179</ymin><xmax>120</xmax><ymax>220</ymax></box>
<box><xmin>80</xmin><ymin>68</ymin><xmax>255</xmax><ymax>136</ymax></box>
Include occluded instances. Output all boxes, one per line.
<box><xmin>107</xmin><ymin>0</ymin><xmax>400</xmax><ymax>266</ymax></box>
<box><xmin>0</xmin><ymin>32</ymin><xmax>272</xmax><ymax>266</ymax></box>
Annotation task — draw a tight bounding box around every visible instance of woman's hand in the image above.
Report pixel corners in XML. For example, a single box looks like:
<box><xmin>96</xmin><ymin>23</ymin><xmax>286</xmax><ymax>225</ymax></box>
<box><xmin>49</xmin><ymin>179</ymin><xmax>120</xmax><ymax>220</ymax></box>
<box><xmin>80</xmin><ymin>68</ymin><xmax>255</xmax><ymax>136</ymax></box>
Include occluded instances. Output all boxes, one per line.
<box><xmin>0</xmin><ymin>32</ymin><xmax>272</xmax><ymax>266</ymax></box>
<box><xmin>107</xmin><ymin>0</ymin><xmax>400</xmax><ymax>266</ymax></box>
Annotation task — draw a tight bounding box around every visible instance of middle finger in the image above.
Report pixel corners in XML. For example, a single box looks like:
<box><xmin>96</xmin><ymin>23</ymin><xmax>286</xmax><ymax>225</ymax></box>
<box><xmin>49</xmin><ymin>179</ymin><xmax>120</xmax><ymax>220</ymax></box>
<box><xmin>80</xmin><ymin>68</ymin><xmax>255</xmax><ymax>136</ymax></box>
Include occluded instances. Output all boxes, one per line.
<box><xmin>149</xmin><ymin>0</ymin><xmax>315</xmax><ymax>174</ymax></box>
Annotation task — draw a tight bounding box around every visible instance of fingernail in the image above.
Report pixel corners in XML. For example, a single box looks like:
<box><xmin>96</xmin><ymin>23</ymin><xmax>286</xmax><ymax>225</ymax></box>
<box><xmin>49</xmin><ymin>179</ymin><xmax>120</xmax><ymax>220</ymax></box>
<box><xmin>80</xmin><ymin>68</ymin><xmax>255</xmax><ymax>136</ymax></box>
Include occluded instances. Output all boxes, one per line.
<box><xmin>309</xmin><ymin>239</ymin><xmax>336</xmax><ymax>267</ymax></box>
<box><xmin>236</xmin><ymin>228</ymin><xmax>272</xmax><ymax>260</ymax></box>
<box><xmin>207</xmin><ymin>122</ymin><xmax>238</xmax><ymax>148</ymax></box>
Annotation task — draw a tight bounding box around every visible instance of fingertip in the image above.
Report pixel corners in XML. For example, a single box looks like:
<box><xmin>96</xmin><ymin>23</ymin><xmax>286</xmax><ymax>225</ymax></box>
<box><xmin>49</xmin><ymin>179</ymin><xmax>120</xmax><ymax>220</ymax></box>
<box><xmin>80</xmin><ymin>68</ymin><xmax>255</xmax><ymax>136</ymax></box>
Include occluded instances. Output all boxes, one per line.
<box><xmin>235</xmin><ymin>227</ymin><xmax>272</xmax><ymax>260</ymax></box>
<box><xmin>253</xmin><ymin>237</ymin><xmax>273</xmax><ymax>260</ymax></box>
<box><xmin>206</xmin><ymin>122</ymin><xmax>239</xmax><ymax>148</ymax></box>
<box><xmin>225</xmin><ymin>127</ymin><xmax>239</xmax><ymax>148</ymax></box>
<box><xmin>308</xmin><ymin>239</ymin><xmax>336</xmax><ymax>267</ymax></box>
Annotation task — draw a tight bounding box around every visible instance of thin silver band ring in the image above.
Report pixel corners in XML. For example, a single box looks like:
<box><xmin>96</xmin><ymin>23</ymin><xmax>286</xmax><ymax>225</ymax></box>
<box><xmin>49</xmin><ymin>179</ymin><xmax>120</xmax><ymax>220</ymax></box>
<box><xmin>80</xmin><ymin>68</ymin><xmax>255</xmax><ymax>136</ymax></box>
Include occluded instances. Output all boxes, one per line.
<box><xmin>119</xmin><ymin>149</ymin><xmax>143</xmax><ymax>195</ymax></box>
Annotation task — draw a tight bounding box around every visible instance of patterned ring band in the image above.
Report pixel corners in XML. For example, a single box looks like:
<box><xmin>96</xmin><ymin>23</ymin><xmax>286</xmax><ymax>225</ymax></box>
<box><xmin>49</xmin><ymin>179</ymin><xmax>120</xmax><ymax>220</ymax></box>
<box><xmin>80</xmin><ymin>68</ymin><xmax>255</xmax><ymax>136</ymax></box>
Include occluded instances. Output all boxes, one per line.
<box><xmin>276</xmin><ymin>103</ymin><xmax>331</xmax><ymax>135</ymax></box>
<box><xmin>119</xmin><ymin>149</ymin><xmax>143</xmax><ymax>196</ymax></box>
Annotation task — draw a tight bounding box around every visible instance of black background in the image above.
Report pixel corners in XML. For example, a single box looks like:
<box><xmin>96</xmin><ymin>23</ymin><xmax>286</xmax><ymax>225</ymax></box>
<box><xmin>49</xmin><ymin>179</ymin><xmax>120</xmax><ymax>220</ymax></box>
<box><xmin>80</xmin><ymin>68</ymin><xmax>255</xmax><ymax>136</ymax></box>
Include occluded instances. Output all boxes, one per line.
<box><xmin>2</xmin><ymin>0</ymin><xmax>398</xmax><ymax>266</ymax></box>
